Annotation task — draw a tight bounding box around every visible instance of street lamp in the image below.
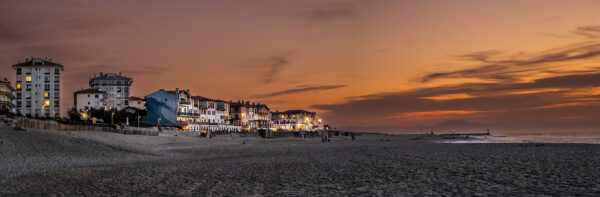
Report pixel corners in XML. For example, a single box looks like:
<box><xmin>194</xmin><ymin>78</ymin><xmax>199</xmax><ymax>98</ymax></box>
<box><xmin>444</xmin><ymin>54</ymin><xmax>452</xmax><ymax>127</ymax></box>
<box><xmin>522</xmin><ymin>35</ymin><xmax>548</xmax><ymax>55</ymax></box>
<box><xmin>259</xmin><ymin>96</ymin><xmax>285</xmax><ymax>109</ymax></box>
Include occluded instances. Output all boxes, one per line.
<box><xmin>137</xmin><ymin>115</ymin><xmax>141</xmax><ymax>127</ymax></box>
<box><xmin>158</xmin><ymin>118</ymin><xmax>161</xmax><ymax>127</ymax></box>
<box><xmin>111</xmin><ymin>112</ymin><xmax>115</xmax><ymax>124</ymax></box>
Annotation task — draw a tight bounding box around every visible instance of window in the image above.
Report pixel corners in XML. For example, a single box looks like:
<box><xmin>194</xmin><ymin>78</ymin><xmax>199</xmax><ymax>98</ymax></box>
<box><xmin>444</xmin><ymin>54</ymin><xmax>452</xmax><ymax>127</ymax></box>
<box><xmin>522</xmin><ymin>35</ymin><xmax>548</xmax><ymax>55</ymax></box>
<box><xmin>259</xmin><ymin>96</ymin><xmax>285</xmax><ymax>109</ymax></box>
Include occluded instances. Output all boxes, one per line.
<box><xmin>125</xmin><ymin>87</ymin><xmax>129</xmax><ymax>93</ymax></box>
<box><xmin>44</xmin><ymin>76</ymin><xmax>50</xmax><ymax>83</ymax></box>
<box><xmin>44</xmin><ymin>100</ymin><xmax>50</xmax><ymax>107</ymax></box>
<box><xmin>54</xmin><ymin>100</ymin><xmax>59</xmax><ymax>106</ymax></box>
<box><xmin>26</xmin><ymin>101</ymin><xmax>31</xmax><ymax>107</ymax></box>
<box><xmin>17</xmin><ymin>92</ymin><xmax>21</xmax><ymax>99</ymax></box>
<box><xmin>26</xmin><ymin>84</ymin><xmax>31</xmax><ymax>91</ymax></box>
<box><xmin>16</xmin><ymin>83</ymin><xmax>21</xmax><ymax>90</ymax></box>
<box><xmin>54</xmin><ymin>68</ymin><xmax>59</xmax><ymax>74</ymax></box>
<box><xmin>17</xmin><ymin>68</ymin><xmax>22</xmax><ymax>74</ymax></box>
<box><xmin>54</xmin><ymin>92</ymin><xmax>59</xmax><ymax>99</ymax></box>
<box><xmin>54</xmin><ymin>76</ymin><xmax>59</xmax><ymax>82</ymax></box>
<box><xmin>25</xmin><ymin>76</ymin><xmax>31</xmax><ymax>82</ymax></box>
<box><xmin>95</xmin><ymin>95</ymin><xmax>99</xmax><ymax>98</ymax></box>
<box><xmin>88</xmin><ymin>94</ymin><xmax>90</xmax><ymax>98</ymax></box>
<box><xmin>17</xmin><ymin>101</ymin><xmax>21</xmax><ymax>107</ymax></box>
<box><xmin>125</xmin><ymin>100</ymin><xmax>128</xmax><ymax>105</ymax></box>
<box><xmin>44</xmin><ymin>92</ymin><xmax>49</xmax><ymax>98</ymax></box>
<box><xmin>117</xmin><ymin>87</ymin><xmax>121</xmax><ymax>92</ymax></box>
<box><xmin>45</xmin><ymin>84</ymin><xmax>50</xmax><ymax>91</ymax></box>
<box><xmin>54</xmin><ymin>84</ymin><xmax>59</xmax><ymax>90</ymax></box>
<box><xmin>87</xmin><ymin>102</ymin><xmax>90</xmax><ymax>105</ymax></box>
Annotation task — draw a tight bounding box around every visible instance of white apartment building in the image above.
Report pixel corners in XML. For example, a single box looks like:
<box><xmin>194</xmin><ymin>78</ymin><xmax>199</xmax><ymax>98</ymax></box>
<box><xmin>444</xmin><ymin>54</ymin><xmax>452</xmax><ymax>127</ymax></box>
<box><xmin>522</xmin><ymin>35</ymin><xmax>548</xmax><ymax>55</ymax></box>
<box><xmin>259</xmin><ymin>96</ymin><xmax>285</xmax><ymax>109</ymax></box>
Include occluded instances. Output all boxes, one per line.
<box><xmin>89</xmin><ymin>72</ymin><xmax>132</xmax><ymax>110</ymax></box>
<box><xmin>13</xmin><ymin>58</ymin><xmax>63</xmax><ymax>117</ymax></box>
<box><xmin>73</xmin><ymin>88</ymin><xmax>105</xmax><ymax>111</ymax></box>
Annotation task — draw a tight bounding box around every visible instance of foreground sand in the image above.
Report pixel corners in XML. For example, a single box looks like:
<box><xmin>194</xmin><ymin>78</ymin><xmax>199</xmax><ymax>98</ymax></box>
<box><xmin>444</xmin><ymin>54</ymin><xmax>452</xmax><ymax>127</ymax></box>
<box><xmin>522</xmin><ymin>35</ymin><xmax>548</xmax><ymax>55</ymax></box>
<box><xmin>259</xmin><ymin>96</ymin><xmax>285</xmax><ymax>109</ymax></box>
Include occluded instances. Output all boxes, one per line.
<box><xmin>1</xmin><ymin>126</ymin><xmax>599</xmax><ymax>196</ymax></box>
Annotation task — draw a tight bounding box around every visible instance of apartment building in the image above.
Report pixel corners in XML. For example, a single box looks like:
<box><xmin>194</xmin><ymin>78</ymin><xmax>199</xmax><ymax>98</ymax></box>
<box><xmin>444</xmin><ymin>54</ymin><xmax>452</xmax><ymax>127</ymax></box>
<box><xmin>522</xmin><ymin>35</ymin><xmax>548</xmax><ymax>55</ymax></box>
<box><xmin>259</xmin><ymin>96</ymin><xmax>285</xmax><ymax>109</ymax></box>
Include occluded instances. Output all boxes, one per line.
<box><xmin>89</xmin><ymin>72</ymin><xmax>132</xmax><ymax>110</ymax></box>
<box><xmin>13</xmin><ymin>58</ymin><xmax>63</xmax><ymax>117</ymax></box>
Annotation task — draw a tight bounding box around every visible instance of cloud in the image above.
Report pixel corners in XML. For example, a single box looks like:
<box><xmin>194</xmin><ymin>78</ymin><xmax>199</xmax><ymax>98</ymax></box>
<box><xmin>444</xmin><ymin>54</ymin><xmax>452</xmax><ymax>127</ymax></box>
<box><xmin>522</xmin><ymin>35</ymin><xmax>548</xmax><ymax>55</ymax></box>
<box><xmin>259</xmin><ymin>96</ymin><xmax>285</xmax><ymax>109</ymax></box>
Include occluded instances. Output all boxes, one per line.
<box><xmin>422</xmin><ymin>42</ymin><xmax>600</xmax><ymax>83</ymax></box>
<box><xmin>312</xmin><ymin>72</ymin><xmax>600</xmax><ymax>130</ymax></box>
<box><xmin>572</xmin><ymin>25</ymin><xmax>600</xmax><ymax>38</ymax></box>
<box><xmin>254</xmin><ymin>84</ymin><xmax>347</xmax><ymax>98</ymax></box>
<box><xmin>302</xmin><ymin>2</ymin><xmax>358</xmax><ymax>22</ymax></box>
<box><xmin>261</xmin><ymin>56</ymin><xmax>290</xmax><ymax>83</ymax></box>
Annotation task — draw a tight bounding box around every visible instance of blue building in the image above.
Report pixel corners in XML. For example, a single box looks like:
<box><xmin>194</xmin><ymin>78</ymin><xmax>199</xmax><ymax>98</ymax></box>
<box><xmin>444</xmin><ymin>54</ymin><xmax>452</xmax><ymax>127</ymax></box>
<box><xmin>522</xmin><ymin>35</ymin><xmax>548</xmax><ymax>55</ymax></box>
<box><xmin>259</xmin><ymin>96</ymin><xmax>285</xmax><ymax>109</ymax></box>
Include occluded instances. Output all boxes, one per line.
<box><xmin>143</xmin><ymin>89</ymin><xmax>179</xmax><ymax>127</ymax></box>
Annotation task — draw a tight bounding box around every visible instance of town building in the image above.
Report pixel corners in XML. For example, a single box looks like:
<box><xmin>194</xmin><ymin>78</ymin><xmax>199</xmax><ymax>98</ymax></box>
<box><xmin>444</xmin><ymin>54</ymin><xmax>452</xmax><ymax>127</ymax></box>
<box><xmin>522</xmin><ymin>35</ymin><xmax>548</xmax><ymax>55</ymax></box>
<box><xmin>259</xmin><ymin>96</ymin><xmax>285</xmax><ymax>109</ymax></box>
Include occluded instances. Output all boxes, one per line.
<box><xmin>0</xmin><ymin>78</ymin><xmax>15</xmax><ymax>113</ymax></box>
<box><xmin>89</xmin><ymin>72</ymin><xmax>132</xmax><ymax>110</ymax></box>
<box><xmin>230</xmin><ymin>101</ymin><xmax>250</xmax><ymax>130</ymax></box>
<box><xmin>145</xmin><ymin>88</ymin><xmax>240</xmax><ymax>132</ymax></box>
<box><xmin>144</xmin><ymin>89</ymin><xmax>179</xmax><ymax>127</ymax></box>
<box><xmin>251</xmin><ymin>103</ymin><xmax>272</xmax><ymax>130</ymax></box>
<box><xmin>272</xmin><ymin>110</ymin><xmax>320</xmax><ymax>131</ymax></box>
<box><xmin>13</xmin><ymin>57</ymin><xmax>63</xmax><ymax>117</ymax></box>
<box><xmin>73</xmin><ymin>88</ymin><xmax>105</xmax><ymax>111</ymax></box>
<box><xmin>129</xmin><ymin>96</ymin><xmax>146</xmax><ymax>110</ymax></box>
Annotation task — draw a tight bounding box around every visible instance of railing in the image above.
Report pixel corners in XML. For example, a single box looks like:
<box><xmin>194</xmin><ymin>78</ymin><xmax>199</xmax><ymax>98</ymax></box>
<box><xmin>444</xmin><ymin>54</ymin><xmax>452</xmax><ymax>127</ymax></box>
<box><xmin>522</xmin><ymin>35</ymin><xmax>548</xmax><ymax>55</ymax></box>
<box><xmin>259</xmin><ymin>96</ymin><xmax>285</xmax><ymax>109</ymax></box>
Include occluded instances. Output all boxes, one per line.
<box><xmin>177</xmin><ymin>112</ymin><xmax>200</xmax><ymax>117</ymax></box>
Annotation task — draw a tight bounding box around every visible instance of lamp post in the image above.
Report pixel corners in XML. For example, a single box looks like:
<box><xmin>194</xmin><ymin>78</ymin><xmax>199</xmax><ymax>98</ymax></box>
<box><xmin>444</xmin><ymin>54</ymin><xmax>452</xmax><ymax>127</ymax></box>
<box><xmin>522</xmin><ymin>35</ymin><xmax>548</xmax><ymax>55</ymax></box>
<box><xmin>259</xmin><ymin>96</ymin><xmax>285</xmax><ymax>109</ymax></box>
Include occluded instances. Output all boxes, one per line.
<box><xmin>158</xmin><ymin>118</ymin><xmax>161</xmax><ymax>127</ymax></box>
<box><xmin>137</xmin><ymin>115</ymin><xmax>141</xmax><ymax>127</ymax></box>
<box><xmin>111</xmin><ymin>112</ymin><xmax>115</xmax><ymax>124</ymax></box>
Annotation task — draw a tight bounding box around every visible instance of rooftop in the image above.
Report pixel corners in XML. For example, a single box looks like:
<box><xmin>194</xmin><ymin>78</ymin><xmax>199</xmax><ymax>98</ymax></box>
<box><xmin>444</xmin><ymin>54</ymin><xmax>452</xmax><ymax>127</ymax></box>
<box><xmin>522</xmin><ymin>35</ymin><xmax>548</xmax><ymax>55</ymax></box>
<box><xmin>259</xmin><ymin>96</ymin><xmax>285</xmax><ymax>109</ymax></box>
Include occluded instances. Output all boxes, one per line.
<box><xmin>74</xmin><ymin>88</ymin><xmax>105</xmax><ymax>94</ymax></box>
<box><xmin>129</xmin><ymin>96</ymin><xmax>145</xmax><ymax>101</ymax></box>
<box><xmin>12</xmin><ymin>57</ymin><xmax>64</xmax><ymax>70</ymax></box>
<box><xmin>90</xmin><ymin>73</ymin><xmax>132</xmax><ymax>82</ymax></box>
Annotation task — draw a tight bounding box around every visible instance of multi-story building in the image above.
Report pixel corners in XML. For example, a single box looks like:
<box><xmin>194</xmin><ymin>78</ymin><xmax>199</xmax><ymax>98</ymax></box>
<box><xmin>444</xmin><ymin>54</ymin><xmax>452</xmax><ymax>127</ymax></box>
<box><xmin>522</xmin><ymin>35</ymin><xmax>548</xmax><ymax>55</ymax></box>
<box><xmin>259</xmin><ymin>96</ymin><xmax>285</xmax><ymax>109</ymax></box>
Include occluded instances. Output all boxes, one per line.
<box><xmin>0</xmin><ymin>78</ymin><xmax>15</xmax><ymax>113</ymax></box>
<box><xmin>73</xmin><ymin>88</ymin><xmax>105</xmax><ymax>111</ymax></box>
<box><xmin>216</xmin><ymin>100</ymin><xmax>230</xmax><ymax>124</ymax></box>
<box><xmin>13</xmin><ymin>58</ymin><xmax>63</xmax><ymax>117</ymax></box>
<box><xmin>230</xmin><ymin>101</ymin><xmax>250</xmax><ymax>130</ymax></box>
<box><xmin>272</xmin><ymin>110</ymin><xmax>319</xmax><ymax>131</ymax></box>
<box><xmin>89</xmin><ymin>72</ymin><xmax>132</xmax><ymax>111</ymax></box>
<box><xmin>252</xmin><ymin>103</ymin><xmax>272</xmax><ymax>130</ymax></box>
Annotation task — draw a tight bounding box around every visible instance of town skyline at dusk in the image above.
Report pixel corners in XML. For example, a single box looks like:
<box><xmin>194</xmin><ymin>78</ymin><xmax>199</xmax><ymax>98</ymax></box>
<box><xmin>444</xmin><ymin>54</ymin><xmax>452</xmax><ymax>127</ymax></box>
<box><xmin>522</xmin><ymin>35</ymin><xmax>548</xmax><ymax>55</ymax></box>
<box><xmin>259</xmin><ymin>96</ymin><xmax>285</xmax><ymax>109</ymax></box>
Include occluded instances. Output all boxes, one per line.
<box><xmin>2</xmin><ymin>0</ymin><xmax>600</xmax><ymax>132</ymax></box>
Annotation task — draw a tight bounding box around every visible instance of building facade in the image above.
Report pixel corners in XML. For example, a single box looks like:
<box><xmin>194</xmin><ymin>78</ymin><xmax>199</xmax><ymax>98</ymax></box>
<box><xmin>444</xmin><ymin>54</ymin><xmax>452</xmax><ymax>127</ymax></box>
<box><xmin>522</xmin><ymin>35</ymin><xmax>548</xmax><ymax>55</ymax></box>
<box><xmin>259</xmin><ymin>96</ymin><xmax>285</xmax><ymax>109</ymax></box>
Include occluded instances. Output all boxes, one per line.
<box><xmin>89</xmin><ymin>73</ymin><xmax>132</xmax><ymax>111</ymax></box>
<box><xmin>272</xmin><ymin>110</ymin><xmax>319</xmax><ymax>131</ymax></box>
<box><xmin>13</xmin><ymin>58</ymin><xmax>63</xmax><ymax>117</ymax></box>
<box><xmin>129</xmin><ymin>96</ymin><xmax>146</xmax><ymax>110</ymax></box>
<box><xmin>73</xmin><ymin>88</ymin><xmax>105</xmax><ymax>112</ymax></box>
<box><xmin>0</xmin><ymin>78</ymin><xmax>15</xmax><ymax>113</ymax></box>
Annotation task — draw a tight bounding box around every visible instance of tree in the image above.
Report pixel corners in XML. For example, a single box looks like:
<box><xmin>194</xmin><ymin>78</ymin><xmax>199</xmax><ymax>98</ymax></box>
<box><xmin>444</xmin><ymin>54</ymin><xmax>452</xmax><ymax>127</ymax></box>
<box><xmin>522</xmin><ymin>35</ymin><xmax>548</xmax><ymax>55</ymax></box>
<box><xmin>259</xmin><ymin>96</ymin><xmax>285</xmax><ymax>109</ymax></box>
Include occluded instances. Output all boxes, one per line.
<box><xmin>67</xmin><ymin>107</ymin><xmax>81</xmax><ymax>121</ymax></box>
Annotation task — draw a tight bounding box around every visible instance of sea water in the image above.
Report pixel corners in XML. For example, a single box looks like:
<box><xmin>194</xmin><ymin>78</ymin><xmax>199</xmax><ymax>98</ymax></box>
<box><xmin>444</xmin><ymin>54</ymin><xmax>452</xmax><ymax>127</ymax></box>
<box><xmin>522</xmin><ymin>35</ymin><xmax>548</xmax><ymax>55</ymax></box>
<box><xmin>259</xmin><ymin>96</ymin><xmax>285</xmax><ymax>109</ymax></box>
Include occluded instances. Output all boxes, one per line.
<box><xmin>444</xmin><ymin>134</ymin><xmax>600</xmax><ymax>144</ymax></box>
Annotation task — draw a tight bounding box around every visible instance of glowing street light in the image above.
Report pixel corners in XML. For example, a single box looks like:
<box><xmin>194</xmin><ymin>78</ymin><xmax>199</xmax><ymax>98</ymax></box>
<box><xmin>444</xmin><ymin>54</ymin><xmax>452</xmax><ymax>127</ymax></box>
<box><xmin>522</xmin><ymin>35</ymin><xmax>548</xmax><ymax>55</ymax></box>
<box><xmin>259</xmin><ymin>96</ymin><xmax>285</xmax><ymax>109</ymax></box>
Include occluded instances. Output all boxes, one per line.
<box><xmin>137</xmin><ymin>115</ymin><xmax>141</xmax><ymax>127</ymax></box>
<box><xmin>111</xmin><ymin>112</ymin><xmax>115</xmax><ymax>124</ymax></box>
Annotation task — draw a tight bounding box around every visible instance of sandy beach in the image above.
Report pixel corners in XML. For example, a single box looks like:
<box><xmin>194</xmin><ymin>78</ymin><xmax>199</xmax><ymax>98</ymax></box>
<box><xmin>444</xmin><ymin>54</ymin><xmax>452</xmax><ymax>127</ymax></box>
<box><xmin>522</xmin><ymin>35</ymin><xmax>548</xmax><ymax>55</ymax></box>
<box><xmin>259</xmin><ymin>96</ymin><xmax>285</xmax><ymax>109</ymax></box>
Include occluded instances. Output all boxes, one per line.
<box><xmin>1</xmin><ymin>126</ymin><xmax>599</xmax><ymax>196</ymax></box>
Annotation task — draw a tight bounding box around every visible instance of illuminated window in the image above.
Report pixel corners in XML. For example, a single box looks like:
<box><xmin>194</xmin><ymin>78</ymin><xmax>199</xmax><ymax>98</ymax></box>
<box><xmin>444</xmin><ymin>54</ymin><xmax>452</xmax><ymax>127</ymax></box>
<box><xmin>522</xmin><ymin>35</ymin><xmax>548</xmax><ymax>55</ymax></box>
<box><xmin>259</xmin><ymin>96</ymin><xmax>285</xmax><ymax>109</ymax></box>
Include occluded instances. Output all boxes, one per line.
<box><xmin>25</xmin><ymin>76</ymin><xmax>31</xmax><ymax>82</ymax></box>
<box><xmin>16</xmin><ymin>84</ymin><xmax>21</xmax><ymax>90</ymax></box>
<box><xmin>44</xmin><ymin>100</ymin><xmax>50</xmax><ymax>107</ymax></box>
<box><xmin>44</xmin><ymin>92</ymin><xmax>49</xmax><ymax>97</ymax></box>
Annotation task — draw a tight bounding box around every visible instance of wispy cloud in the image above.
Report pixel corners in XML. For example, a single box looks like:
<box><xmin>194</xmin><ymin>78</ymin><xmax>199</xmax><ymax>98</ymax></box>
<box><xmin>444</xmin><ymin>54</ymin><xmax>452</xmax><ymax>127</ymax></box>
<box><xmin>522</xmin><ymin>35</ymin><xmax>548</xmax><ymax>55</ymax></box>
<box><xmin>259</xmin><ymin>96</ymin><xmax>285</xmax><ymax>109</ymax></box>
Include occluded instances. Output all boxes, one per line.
<box><xmin>572</xmin><ymin>25</ymin><xmax>600</xmax><ymax>38</ymax></box>
<box><xmin>261</xmin><ymin>56</ymin><xmax>290</xmax><ymax>84</ymax></box>
<box><xmin>301</xmin><ymin>1</ymin><xmax>358</xmax><ymax>22</ymax></box>
<box><xmin>421</xmin><ymin>42</ymin><xmax>600</xmax><ymax>83</ymax></box>
<box><xmin>254</xmin><ymin>84</ymin><xmax>347</xmax><ymax>98</ymax></box>
<box><xmin>312</xmin><ymin>72</ymin><xmax>600</xmax><ymax>130</ymax></box>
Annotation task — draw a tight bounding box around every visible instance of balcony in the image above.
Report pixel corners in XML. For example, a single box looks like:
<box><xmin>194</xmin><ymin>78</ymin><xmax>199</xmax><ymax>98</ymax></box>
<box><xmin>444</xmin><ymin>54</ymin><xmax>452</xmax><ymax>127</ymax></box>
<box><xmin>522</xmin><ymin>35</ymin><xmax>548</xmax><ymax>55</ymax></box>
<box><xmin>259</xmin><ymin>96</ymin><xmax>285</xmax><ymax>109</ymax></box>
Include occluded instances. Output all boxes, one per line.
<box><xmin>177</xmin><ymin>112</ymin><xmax>200</xmax><ymax>117</ymax></box>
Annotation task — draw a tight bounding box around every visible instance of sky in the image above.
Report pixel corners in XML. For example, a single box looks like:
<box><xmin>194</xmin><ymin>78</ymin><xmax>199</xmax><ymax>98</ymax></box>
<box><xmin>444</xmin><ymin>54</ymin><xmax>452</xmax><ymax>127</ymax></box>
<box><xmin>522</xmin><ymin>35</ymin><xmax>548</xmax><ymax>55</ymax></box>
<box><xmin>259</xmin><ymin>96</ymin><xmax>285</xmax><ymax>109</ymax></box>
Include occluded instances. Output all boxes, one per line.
<box><xmin>2</xmin><ymin>0</ymin><xmax>600</xmax><ymax>133</ymax></box>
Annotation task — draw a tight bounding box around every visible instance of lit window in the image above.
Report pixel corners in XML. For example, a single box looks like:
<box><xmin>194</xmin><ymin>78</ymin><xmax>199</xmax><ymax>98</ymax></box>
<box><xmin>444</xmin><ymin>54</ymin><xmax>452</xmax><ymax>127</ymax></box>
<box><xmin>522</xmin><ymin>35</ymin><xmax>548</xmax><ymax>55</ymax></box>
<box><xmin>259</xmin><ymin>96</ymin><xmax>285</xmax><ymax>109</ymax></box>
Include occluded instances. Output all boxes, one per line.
<box><xmin>44</xmin><ymin>100</ymin><xmax>50</xmax><ymax>107</ymax></box>
<box><xmin>25</xmin><ymin>76</ymin><xmax>31</xmax><ymax>82</ymax></box>
<box><xmin>44</xmin><ymin>92</ymin><xmax>49</xmax><ymax>97</ymax></box>
<box><xmin>16</xmin><ymin>84</ymin><xmax>21</xmax><ymax>89</ymax></box>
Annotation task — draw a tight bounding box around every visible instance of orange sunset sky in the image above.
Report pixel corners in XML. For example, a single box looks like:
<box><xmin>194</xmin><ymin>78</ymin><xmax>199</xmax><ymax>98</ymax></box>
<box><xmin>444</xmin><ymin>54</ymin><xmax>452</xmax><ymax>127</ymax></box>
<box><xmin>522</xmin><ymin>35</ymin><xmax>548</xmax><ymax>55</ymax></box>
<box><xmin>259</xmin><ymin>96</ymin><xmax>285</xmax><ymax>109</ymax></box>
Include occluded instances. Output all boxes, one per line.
<box><xmin>2</xmin><ymin>0</ymin><xmax>600</xmax><ymax>133</ymax></box>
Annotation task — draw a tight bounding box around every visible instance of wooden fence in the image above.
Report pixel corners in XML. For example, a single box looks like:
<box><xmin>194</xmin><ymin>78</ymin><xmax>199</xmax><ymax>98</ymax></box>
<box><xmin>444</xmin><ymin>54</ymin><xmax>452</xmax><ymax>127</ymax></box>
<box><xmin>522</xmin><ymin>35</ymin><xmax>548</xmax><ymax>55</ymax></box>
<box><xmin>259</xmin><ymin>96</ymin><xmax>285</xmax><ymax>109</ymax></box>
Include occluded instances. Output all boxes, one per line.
<box><xmin>17</xmin><ymin>118</ymin><xmax>159</xmax><ymax>136</ymax></box>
